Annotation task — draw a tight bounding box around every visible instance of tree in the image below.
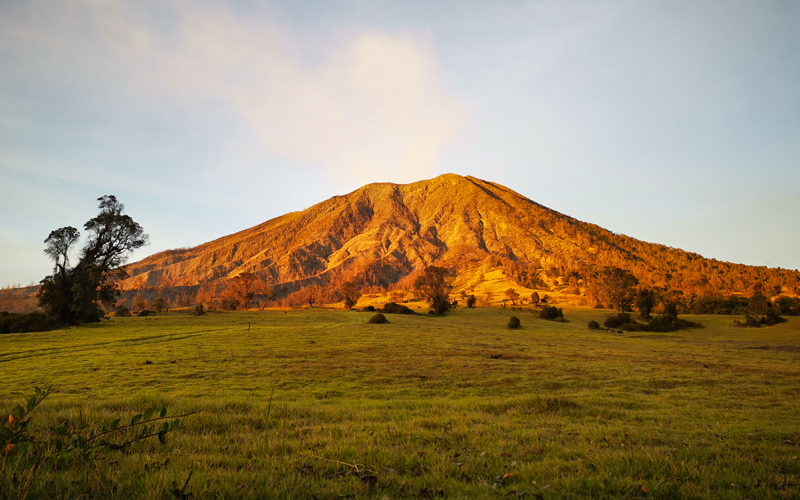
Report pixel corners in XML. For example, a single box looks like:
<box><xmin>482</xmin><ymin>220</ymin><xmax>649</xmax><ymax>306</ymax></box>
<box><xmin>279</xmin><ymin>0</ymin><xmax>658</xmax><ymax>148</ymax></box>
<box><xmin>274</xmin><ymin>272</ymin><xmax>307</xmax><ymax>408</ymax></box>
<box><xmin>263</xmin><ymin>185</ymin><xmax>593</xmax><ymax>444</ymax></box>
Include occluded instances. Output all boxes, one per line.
<box><xmin>151</xmin><ymin>298</ymin><xmax>166</xmax><ymax>313</ymax></box>
<box><xmin>132</xmin><ymin>292</ymin><xmax>146</xmax><ymax>312</ymax></box>
<box><xmin>635</xmin><ymin>289</ymin><xmax>656</xmax><ymax>319</ymax></box>
<box><xmin>339</xmin><ymin>281</ymin><xmax>362</xmax><ymax>310</ymax></box>
<box><xmin>44</xmin><ymin>226</ymin><xmax>80</xmax><ymax>276</ymax></box>
<box><xmin>298</xmin><ymin>284</ymin><xmax>322</xmax><ymax>308</ymax></box>
<box><xmin>413</xmin><ymin>266</ymin><xmax>453</xmax><ymax>314</ymax></box>
<box><xmin>748</xmin><ymin>293</ymin><xmax>768</xmax><ymax>317</ymax></box>
<box><xmin>598</xmin><ymin>267</ymin><xmax>639</xmax><ymax>312</ymax></box>
<box><xmin>504</xmin><ymin>288</ymin><xmax>520</xmax><ymax>305</ymax></box>
<box><xmin>566</xmin><ymin>276</ymin><xmax>580</xmax><ymax>295</ymax></box>
<box><xmin>38</xmin><ymin>196</ymin><xmax>149</xmax><ymax>325</ymax></box>
<box><xmin>466</xmin><ymin>295</ymin><xmax>477</xmax><ymax>308</ymax></box>
<box><xmin>230</xmin><ymin>272</ymin><xmax>260</xmax><ymax>310</ymax></box>
<box><xmin>530</xmin><ymin>291</ymin><xmax>540</xmax><ymax>307</ymax></box>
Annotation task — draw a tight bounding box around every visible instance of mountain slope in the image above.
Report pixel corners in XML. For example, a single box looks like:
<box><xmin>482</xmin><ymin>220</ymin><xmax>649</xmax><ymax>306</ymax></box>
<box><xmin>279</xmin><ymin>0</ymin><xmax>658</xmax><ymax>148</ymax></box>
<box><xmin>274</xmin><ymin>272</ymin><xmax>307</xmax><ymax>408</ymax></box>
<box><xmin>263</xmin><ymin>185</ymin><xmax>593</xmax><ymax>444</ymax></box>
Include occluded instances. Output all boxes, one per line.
<box><xmin>120</xmin><ymin>174</ymin><xmax>799</xmax><ymax>298</ymax></box>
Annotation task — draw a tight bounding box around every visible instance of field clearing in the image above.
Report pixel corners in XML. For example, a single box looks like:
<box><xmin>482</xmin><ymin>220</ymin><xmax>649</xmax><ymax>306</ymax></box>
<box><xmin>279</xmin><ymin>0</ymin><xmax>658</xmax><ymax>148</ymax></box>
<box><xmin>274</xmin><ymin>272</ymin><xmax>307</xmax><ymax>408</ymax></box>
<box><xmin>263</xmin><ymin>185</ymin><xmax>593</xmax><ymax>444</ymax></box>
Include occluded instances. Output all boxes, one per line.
<box><xmin>1</xmin><ymin>307</ymin><xmax>799</xmax><ymax>499</ymax></box>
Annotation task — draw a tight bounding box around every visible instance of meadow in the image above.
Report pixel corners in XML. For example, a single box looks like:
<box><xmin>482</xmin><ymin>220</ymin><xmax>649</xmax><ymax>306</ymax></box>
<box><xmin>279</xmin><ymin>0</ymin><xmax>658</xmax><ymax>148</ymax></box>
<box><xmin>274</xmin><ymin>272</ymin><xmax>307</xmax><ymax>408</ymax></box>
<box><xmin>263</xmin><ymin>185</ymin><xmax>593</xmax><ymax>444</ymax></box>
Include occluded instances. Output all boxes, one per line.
<box><xmin>1</xmin><ymin>306</ymin><xmax>798</xmax><ymax>499</ymax></box>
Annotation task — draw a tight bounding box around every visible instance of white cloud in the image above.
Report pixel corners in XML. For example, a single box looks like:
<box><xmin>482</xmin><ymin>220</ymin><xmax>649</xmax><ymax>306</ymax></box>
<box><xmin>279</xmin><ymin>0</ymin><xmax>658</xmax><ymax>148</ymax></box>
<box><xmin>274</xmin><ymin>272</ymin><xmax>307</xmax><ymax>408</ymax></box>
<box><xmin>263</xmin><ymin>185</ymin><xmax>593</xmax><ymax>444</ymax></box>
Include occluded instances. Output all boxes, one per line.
<box><xmin>0</xmin><ymin>1</ymin><xmax>465</xmax><ymax>183</ymax></box>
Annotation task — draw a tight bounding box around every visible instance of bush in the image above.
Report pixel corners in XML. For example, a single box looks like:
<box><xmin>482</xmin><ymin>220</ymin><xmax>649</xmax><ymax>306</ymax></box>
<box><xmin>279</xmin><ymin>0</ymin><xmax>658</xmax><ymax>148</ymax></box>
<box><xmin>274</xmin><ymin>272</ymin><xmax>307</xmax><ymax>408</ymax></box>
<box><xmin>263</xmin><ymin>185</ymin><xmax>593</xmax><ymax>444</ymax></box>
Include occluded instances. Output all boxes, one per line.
<box><xmin>603</xmin><ymin>313</ymin><xmax>631</xmax><ymax>329</ymax></box>
<box><xmin>381</xmin><ymin>302</ymin><xmax>415</xmax><ymax>315</ymax></box>
<box><xmin>363</xmin><ymin>305</ymin><xmax>375</xmax><ymax>312</ymax></box>
<box><xmin>765</xmin><ymin>309</ymin><xmax>788</xmax><ymax>326</ymax></box>
<box><xmin>114</xmin><ymin>306</ymin><xmax>131</xmax><ymax>317</ymax></box>
<box><xmin>645</xmin><ymin>314</ymin><xmax>679</xmax><ymax>332</ymax></box>
<box><xmin>368</xmin><ymin>313</ymin><xmax>388</xmax><ymax>324</ymax></box>
<box><xmin>0</xmin><ymin>312</ymin><xmax>52</xmax><ymax>334</ymax></box>
<box><xmin>192</xmin><ymin>304</ymin><xmax>205</xmax><ymax>316</ymax></box>
<box><xmin>588</xmin><ymin>320</ymin><xmax>600</xmax><ymax>330</ymax></box>
<box><xmin>507</xmin><ymin>316</ymin><xmax>521</xmax><ymax>329</ymax></box>
<box><xmin>137</xmin><ymin>309</ymin><xmax>152</xmax><ymax>317</ymax></box>
<box><xmin>466</xmin><ymin>295</ymin><xmax>477</xmax><ymax>308</ymax></box>
<box><xmin>539</xmin><ymin>305</ymin><xmax>564</xmax><ymax>321</ymax></box>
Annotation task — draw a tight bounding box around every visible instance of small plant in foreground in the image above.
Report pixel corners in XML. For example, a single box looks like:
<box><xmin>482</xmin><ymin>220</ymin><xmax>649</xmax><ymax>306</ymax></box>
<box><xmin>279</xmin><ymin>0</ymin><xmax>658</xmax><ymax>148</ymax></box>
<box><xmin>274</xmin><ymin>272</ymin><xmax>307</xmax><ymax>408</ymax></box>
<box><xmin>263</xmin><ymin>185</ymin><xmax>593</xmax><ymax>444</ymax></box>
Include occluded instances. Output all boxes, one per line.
<box><xmin>588</xmin><ymin>320</ymin><xmax>600</xmax><ymax>330</ymax></box>
<box><xmin>507</xmin><ymin>316</ymin><xmax>521</xmax><ymax>329</ymax></box>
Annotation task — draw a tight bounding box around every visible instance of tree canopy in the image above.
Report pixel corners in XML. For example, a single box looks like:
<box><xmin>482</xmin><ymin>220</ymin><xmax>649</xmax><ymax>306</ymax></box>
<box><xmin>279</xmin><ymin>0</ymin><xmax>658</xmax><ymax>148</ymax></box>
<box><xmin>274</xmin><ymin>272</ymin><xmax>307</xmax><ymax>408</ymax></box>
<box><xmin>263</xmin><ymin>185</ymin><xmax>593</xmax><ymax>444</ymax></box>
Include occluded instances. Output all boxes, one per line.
<box><xmin>413</xmin><ymin>266</ymin><xmax>453</xmax><ymax>314</ymax></box>
<box><xmin>38</xmin><ymin>196</ymin><xmax>149</xmax><ymax>325</ymax></box>
<box><xmin>598</xmin><ymin>267</ymin><xmax>639</xmax><ymax>312</ymax></box>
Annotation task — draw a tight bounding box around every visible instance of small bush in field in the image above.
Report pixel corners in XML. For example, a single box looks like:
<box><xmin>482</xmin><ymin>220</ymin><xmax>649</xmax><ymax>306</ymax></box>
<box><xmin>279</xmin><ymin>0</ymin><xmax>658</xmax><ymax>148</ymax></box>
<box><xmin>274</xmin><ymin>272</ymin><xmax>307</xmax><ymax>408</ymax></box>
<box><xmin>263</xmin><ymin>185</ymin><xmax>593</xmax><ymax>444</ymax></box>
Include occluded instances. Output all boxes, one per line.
<box><xmin>368</xmin><ymin>313</ymin><xmax>388</xmax><ymax>324</ymax></box>
<box><xmin>507</xmin><ymin>316</ymin><xmax>521</xmax><ymax>329</ymax></box>
<box><xmin>588</xmin><ymin>320</ymin><xmax>600</xmax><ymax>330</ymax></box>
<box><xmin>539</xmin><ymin>305</ymin><xmax>564</xmax><ymax>321</ymax></box>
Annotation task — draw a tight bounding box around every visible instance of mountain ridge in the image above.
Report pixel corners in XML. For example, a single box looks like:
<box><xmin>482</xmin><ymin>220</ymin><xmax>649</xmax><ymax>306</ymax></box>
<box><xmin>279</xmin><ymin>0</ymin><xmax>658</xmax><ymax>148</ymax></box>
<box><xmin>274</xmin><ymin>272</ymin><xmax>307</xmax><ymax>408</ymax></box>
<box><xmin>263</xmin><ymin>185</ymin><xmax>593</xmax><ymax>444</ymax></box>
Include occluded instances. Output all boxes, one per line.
<box><xmin>117</xmin><ymin>173</ymin><xmax>799</xmax><ymax>300</ymax></box>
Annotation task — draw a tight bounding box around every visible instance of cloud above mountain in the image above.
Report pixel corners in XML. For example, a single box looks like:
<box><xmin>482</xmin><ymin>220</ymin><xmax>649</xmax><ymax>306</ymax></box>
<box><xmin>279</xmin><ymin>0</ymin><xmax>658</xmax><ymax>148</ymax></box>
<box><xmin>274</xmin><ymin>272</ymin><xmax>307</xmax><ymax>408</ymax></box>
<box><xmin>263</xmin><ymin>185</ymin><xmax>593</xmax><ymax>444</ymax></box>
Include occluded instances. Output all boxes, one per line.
<box><xmin>0</xmin><ymin>1</ymin><xmax>464</xmax><ymax>182</ymax></box>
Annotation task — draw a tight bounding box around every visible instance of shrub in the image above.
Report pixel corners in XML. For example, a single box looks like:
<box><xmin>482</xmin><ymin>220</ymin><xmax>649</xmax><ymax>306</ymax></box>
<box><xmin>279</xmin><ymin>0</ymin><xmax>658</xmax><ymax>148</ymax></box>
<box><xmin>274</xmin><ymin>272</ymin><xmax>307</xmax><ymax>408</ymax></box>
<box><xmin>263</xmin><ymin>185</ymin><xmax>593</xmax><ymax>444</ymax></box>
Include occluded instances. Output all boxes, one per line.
<box><xmin>603</xmin><ymin>313</ymin><xmax>631</xmax><ymax>329</ymax></box>
<box><xmin>363</xmin><ymin>305</ymin><xmax>375</xmax><ymax>312</ymax></box>
<box><xmin>381</xmin><ymin>302</ymin><xmax>415</xmax><ymax>315</ymax></box>
<box><xmin>764</xmin><ymin>309</ymin><xmax>788</xmax><ymax>326</ymax></box>
<box><xmin>507</xmin><ymin>316</ymin><xmax>521</xmax><ymax>329</ymax></box>
<box><xmin>539</xmin><ymin>305</ymin><xmax>564</xmax><ymax>321</ymax></box>
<box><xmin>114</xmin><ymin>306</ymin><xmax>131</xmax><ymax>317</ymax></box>
<box><xmin>645</xmin><ymin>314</ymin><xmax>679</xmax><ymax>332</ymax></box>
<box><xmin>368</xmin><ymin>313</ymin><xmax>388</xmax><ymax>324</ymax></box>
<box><xmin>137</xmin><ymin>309</ymin><xmax>152</xmax><ymax>317</ymax></box>
<box><xmin>192</xmin><ymin>304</ymin><xmax>205</xmax><ymax>316</ymax></box>
<box><xmin>466</xmin><ymin>295</ymin><xmax>477</xmax><ymax>308</ymax></box>
<box><xmin>588</xmin><ymin>320</ymin><xmax>600</xmax><ymax>330</ymax></box>
<box><xmin>734</xmin><ymin>315</ymin><xmax>761</xmax><ymax>328</ymax></box>
<box><xmin>0</xmin><ymin>312</ymin><xmax>51</xmax><ymax>334</ymax></box>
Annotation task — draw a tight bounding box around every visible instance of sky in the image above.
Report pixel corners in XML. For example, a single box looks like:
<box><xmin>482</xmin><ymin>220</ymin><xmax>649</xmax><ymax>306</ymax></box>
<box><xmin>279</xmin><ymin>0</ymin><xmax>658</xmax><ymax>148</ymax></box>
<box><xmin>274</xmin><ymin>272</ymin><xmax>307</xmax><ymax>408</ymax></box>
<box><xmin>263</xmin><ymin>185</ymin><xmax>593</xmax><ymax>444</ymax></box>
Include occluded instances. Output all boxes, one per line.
<box><xmin>1</xmin><ymin>0</ymin><xmax>799</xmax><ymax>286</ymax></box>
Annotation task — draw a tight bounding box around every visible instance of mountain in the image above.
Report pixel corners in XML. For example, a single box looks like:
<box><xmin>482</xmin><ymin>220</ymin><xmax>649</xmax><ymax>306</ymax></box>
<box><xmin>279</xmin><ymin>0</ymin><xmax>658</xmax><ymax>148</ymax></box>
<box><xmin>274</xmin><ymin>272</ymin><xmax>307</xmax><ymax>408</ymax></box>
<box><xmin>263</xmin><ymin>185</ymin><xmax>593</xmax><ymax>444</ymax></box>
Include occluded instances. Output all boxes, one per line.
<box><xmin>118</xmin><ymin>174</ymin><xmax>799</xmax><ymax>303</ymax></box>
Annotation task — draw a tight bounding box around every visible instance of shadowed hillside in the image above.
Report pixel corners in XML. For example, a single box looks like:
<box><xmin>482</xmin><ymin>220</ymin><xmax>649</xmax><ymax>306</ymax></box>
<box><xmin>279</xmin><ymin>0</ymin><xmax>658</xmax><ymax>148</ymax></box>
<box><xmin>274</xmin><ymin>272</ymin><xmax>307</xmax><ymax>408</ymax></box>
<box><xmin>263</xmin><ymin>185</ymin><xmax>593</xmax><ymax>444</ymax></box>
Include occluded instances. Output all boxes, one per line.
<box><xmin>117</xmin><ymin>174</ymin><xmax>799</xmax><ymax>302</ymax></box>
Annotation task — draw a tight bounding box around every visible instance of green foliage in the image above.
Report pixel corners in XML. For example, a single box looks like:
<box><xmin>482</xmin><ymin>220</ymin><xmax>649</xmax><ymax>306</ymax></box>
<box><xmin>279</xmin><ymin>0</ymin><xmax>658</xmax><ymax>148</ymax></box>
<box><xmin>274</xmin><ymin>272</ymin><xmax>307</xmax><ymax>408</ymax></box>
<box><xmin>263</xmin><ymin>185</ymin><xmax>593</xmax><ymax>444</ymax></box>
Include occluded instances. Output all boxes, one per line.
<box><xmin>1</xmin><ymin>387</ymin><xmax>192</xmax><ymax>470</ymax></box>
<box><xmin>588</xmin><ymin>320</ymin><xmax>600</xmax><ymax>330</ymax></box>
<box><xmin>507</xmin><ymin>316</ymin><xmax>521</xmax><ymax>329</ymax></box>
<box><xmin>192</xmin><ymin>304</ymin><xmax>205</xmax><ymax>316</ymax></box>
<box><xmin>539</xmin><ymin>305</ymin><xmax>564</xmax><ymax>321</ymax></box>
<box><xmin>37</xmin><ymin>196</ymin><xmax>149</xmax><ymax>328</ymax></box>
<box><xmin>113</xmin><ymin>305</ymin><xmax>131</xmax><ymax>317</ymax></box>
<box><xmin>0</xmin><ymin>312</ymin><xmax>51</xmax><ymax>334</ymax></box>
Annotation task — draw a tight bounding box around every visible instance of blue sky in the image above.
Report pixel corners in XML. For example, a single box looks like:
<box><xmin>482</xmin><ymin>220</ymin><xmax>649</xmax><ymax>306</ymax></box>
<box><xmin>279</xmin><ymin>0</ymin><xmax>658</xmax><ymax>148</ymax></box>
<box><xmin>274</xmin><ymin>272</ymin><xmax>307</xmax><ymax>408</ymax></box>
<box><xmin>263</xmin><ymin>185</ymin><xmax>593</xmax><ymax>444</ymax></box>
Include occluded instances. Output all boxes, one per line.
<box><xmin>1</xmin><ymin>0</ymin><xmax>799</xmax><ymax>286</ymax></box>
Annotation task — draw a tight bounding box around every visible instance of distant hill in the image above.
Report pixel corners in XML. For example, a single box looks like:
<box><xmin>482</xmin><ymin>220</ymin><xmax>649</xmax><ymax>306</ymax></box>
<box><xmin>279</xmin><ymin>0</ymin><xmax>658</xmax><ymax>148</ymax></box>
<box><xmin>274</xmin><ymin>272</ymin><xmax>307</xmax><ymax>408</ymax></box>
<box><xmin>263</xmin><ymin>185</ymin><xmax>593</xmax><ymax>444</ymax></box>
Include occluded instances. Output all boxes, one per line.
<box><xmin>115</xmin><ymin>174</ymin><xmax>798</xmax><ymax>303</ymax></box>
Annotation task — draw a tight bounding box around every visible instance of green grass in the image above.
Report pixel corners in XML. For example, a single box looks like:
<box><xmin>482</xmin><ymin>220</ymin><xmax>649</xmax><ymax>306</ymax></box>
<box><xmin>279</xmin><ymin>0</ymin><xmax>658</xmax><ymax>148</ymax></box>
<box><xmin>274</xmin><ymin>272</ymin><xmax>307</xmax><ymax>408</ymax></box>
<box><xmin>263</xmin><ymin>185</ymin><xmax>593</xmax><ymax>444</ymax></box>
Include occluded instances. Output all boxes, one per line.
<box><xmin>1</xmin><ymin>307</ymin><xmax>799</xmax><ymax>499</ymax></box>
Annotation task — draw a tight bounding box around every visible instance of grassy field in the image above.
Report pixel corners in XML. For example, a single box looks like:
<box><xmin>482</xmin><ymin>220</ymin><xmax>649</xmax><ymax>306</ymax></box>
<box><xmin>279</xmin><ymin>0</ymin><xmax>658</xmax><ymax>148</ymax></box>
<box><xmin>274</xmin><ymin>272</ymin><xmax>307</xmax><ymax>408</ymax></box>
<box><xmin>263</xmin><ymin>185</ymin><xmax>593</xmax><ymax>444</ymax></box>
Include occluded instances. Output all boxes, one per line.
<box><xmin>1</xmin><ymin>306</ymin><xmax>799</xmax><ymax>499</ymax></box>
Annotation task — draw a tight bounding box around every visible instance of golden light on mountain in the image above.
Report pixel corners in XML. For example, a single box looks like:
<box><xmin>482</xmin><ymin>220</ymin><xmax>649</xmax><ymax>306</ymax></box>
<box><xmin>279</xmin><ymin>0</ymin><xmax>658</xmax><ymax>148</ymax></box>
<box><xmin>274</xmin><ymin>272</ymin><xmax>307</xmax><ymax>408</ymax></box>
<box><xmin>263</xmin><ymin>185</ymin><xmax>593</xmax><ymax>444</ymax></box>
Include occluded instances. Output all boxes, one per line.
<box><xmin>118</xmin><ymin>174</ymin><xmax>799</xmax><ymax>301</ymax></box>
